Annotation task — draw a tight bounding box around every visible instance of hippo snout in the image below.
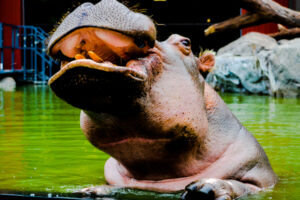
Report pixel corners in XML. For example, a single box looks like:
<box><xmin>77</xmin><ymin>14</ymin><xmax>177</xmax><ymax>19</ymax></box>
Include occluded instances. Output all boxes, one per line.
<box><xmin>47</xmin><ymin>0</ymin><xmax>159</xmax><ymax>114</ymax></box>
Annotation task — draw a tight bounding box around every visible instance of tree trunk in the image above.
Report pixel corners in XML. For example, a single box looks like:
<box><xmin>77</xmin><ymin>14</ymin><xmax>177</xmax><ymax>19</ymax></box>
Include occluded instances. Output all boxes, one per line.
<box><xmin>239</xmin><ymin>0</ymin><xmax>300</xmax><ymax>27</ymax></box>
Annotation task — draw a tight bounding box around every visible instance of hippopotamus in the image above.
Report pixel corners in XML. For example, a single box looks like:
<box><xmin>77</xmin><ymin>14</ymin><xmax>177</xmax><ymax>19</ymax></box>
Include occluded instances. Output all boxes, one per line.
<box><xmin>47</xmin><ymin>0</ymin><xmax>277</xmax><ymax>199</ymax></box>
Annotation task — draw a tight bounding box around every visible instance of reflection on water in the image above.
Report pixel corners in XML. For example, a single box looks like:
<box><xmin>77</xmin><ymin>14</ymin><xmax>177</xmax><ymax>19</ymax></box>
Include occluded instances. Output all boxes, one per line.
<box><xmin>0</xmin><ymin>86</ymin><xmax>299</xmax><ymax>199</ymax></box>
<box><xmin>0</xmin><ymin>86</ymin><xmax>109</xmax><ymax>194</ymax></box>
<box><xmin>221</xmin><ymin>93</ymin><xmax>300</xmax><ymax>200</ymax></box>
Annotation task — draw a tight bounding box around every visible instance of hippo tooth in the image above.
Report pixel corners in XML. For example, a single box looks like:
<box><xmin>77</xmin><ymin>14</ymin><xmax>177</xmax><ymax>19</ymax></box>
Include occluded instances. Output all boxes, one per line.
<box><xmin>88</xmin><ymin>51</ymin><xmax>103</xmax><ymax>63</ymax></box>
<box><xmin>75</xmin><ymin>54</ymin><xmax>85</xmax><ymax>60</ymax></box>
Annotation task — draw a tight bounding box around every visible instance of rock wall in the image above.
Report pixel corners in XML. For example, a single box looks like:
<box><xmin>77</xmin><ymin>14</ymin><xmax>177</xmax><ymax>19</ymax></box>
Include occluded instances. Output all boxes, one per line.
<box><xmin>206</xmin><ymin>32</ymin><xmax>300</xmax><ymax>97</ymax></box>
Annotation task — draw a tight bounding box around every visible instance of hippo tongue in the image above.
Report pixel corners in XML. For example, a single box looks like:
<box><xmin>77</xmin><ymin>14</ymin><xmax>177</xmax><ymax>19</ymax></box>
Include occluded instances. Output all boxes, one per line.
<box><xmin>49</xmin><ymin>59</ymin><xmax>146</xmax><ymax>114</ymax></box>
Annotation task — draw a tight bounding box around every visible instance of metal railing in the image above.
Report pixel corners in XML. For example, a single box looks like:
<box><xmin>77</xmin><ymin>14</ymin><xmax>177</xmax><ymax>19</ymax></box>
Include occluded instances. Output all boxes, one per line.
<box><xmin>0</xmin><ymin>23</ymin><xmax>57</xmax><ymax>84</ymax></box>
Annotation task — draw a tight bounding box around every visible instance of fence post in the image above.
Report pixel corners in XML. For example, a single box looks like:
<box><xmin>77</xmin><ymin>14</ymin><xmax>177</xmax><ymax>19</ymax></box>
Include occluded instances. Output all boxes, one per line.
<box><xmin>34</xmin><ymin>28</ymin><xmax>37</xmax><ymax>83</ymax></box>
<box><xmin>0</xmin><ymin>23</ymin><xmax>3</xmax><ymax>71</ymax></box>
<box><xmin>23</xmin><ymin>27</ymin><xmax>27</xmax><ymax>80</ymax></box>
<box><xmin>30</xmin><ymin>28</ymin><xmax>34</xmax><ymax>77</ymax></box>
<box><xmin>11</xmin><ymin>27</ymin><xmax>15</xmax><ymax>71</ymax></box>
<box><xmin>49</xmin><ymin>61</ymin><xmax>52</xmax><ymax>78</ymax></box>
<box><xmin>42</xmin><ymin>57</ymin><xmax>45</xmax><ymax>83</ymax></box>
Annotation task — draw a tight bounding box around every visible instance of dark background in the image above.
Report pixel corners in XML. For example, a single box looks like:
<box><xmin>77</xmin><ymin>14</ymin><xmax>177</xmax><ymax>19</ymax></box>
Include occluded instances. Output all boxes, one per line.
<box><xmin>25</xmin><ymin>0</ymin><xmax>241</xmax><ymax>52</ymax></box>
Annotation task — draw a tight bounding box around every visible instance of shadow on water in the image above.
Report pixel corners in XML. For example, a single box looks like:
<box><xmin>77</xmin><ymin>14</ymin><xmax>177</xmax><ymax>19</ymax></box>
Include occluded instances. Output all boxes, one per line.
<box><xmin>0</xmin><ymin>86</ymin><xmax>299</xmax><ymax>199</ymax></box>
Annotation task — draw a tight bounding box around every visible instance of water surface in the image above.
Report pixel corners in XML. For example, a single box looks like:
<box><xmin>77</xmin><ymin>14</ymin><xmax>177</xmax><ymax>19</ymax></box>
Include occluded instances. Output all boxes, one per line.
<box><xmin>0</xmin><ymin>85</ymin><xmax>299</xmax><ymax>199</ymax></box>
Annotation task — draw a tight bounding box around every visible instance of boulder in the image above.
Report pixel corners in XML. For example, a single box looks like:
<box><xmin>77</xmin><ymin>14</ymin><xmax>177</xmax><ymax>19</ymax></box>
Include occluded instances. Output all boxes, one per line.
<box><xmin>217</xmin><ymin>32</ymin><xmax>278</xmax><ymax>56</ymax></box>
<box><xmin>0</xmin><ymin>77</ymin><xmax>16</xmax><ymax>91</ymax></box>
<box><xmin>260</xmin><ymin>38</ymin><xmax>300</xmax><ymax>97</ymax></box>
<box><xmin>206</xmin><ymin>33</ymin><xmax>300</xmax><ymax>97</ymax></box>
<box><xmin>206</xmin><ymin>55</ymin><xmax>269</xmax><ymax>94</ymax></box>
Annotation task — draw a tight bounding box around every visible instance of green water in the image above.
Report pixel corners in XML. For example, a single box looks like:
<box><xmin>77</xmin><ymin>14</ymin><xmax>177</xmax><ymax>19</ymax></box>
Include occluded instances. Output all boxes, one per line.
<box><xmin>0</xmin><ymin>85</ymin><xmax>299</xmax><ymax>199</ymax></box>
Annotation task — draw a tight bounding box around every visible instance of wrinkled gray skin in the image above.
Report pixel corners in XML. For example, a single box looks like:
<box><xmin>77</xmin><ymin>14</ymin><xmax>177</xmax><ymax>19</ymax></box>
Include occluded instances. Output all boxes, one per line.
<box><xmin>47</xmin><ymin>0</ymin><xmax>277</xmax><ymax>199</ymax></box>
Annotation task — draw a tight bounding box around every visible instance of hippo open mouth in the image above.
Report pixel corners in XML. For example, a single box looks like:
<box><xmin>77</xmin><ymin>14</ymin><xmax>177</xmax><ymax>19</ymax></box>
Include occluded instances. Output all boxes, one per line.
<box><xmin>48</xmin><ymin>27</ymin><xmax>157</xmax><ymax>114</ymax></box>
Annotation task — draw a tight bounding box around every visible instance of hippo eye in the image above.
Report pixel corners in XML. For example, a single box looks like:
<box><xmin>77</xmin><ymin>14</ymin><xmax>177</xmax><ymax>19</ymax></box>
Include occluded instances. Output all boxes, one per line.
<box><xmin>181</xmin><ymin>39</ymin><xmax>191</xmax><ymax>47</ymax></box>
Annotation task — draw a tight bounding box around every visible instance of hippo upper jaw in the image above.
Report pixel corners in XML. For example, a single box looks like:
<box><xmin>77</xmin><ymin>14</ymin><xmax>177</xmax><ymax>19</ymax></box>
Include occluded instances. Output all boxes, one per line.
<box><xmin>47</xmin><ymin>0</ymin><xmax>156</xmax><ymax>54</ymax></box>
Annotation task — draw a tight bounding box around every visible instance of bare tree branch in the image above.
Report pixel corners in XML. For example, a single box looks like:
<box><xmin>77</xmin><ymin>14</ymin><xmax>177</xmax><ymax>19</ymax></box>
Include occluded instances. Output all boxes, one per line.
<box><xmin>205</xmin><ymin>12</ymin><xmax>266</xmax><ymax>36</ymax></box>
<box><xmin>269</xmin><ymin>27</ymin><xmax>300</xmax><ymax>40</ymax></box>
<box><xmin>205</xmin><ymin>0</ymin><xmax>300</xmax><ymax>38</ymax></box>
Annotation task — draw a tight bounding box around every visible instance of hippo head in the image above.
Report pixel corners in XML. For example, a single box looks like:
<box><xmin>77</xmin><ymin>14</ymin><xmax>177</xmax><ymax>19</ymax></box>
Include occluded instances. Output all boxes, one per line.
<box><xmin>48</xmin><ymin>0</ymin><xmax>215</xmax><ymax>184</ymax></box>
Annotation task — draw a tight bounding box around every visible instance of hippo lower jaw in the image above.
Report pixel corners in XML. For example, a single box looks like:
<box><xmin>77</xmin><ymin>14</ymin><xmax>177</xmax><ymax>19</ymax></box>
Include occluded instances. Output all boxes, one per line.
<box><xmin>48</xmin><ymin>58</ymin><xmax>150</xmax><ymax>113</ymax></box>
<box><xmin>49</xmin><ymin>59</ymin><xmax>147</xmax><ymax>85</ymax></box>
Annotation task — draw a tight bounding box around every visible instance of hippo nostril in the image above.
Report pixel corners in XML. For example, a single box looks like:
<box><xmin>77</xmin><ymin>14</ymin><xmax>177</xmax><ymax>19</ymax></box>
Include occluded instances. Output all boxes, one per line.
<box><xmin>134</xmin><ymin>38</ymin><xmax>146</xmax><ymax>49</ymax></box>
<box><xmin>80</xmin><ymin>40</ymin><xmax>86</xmax><ymax>47</ymax></box>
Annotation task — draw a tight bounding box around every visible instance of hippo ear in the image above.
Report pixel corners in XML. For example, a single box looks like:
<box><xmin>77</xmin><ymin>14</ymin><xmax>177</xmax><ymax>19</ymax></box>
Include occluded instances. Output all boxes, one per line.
<box><xmin>197</xmin><ymin>51</ymin><xmax>215</xmax><ymax>73</ymax></box>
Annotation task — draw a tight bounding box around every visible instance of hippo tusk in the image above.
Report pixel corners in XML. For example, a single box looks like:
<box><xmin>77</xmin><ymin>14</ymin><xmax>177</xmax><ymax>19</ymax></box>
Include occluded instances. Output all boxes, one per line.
<box><xmin>75</xmin><ymin>54</ymin><xmax>86</xmax><ymax>60</ymax></box>
<box><xmin>88</xmin><ymin>51</ymin><xmax>104</xmax><ymax>63</ymax></box>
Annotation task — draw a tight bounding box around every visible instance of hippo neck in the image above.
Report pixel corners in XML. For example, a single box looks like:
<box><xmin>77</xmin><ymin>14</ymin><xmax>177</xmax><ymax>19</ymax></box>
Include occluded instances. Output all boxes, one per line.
<box><xmin>104</xmin><ymin>84</ymin><xmax>246</xmax><ymax>192</ymax></box>
<box><xmin>83</xmin><ymin>83</ymin><xmax>244</xmax><ymax>184</ymax></box>
<box><xmin>81</xmin><ymin>110</ymin><xmax>211</xmax><ymax>180</ymax></box>
<box><xmin>203</xmin><ymin>83</ymin><xmax>244</xmax><ymax>159</ymax></box>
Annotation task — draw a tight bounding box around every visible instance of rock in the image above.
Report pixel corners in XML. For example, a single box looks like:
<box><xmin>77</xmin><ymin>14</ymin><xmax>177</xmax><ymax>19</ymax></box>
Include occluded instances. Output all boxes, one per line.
<box><xmin>206</xmin><ymin>55</ymin><xmax>269</xmax><ymax>94</ymax></box>
<box><xmin>259</xmin><ymin>38</ymin><xmax>300</xmax><ymax>97</ymax></box>
<box><xmin>217</xmin><ymin>32</ymin><xmax>278</xmax><ymax>56</ymax></box>
<box><xmin>207</xmin><ymin>34</ymin><xmax>300</xmax><ymax>97</ymax></box>
<box><xmin>277</xmin><ymin>39</ymin><xmax>289</xmax><ymax>45</ymax></box>
<box><xmin>0</xmin><ymin>77</ymin><xmax>16</xmax><ymax>91</ymax></box>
